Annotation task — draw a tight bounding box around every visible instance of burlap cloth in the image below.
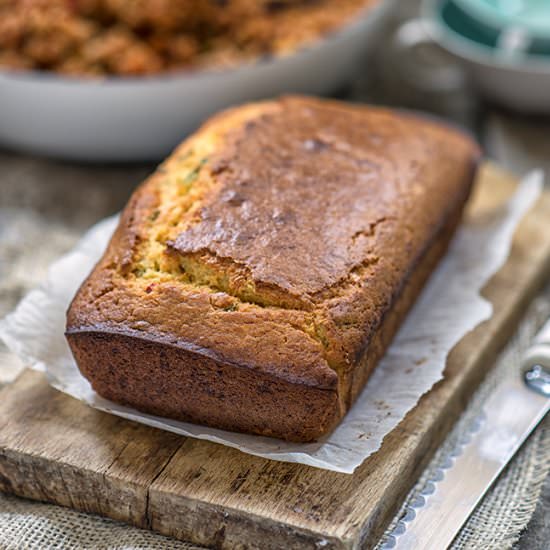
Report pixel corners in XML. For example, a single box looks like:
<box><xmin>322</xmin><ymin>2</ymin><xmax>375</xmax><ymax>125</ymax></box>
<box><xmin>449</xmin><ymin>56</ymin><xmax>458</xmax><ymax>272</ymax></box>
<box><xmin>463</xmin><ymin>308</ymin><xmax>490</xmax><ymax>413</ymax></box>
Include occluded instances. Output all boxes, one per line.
<box><xmin>1</xmin><ymin>204</ymin><xmax>549</xmax><ymax>549</ymax></box>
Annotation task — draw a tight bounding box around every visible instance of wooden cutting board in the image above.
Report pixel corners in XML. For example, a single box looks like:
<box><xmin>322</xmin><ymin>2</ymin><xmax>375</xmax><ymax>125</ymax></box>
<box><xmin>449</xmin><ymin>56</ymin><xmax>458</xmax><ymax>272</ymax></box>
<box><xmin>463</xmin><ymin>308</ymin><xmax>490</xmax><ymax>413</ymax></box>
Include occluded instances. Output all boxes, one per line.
<box><xmin>1</xmin><ymin>163</ymin><xmax>549</xmax><ymax>549</ymax></box>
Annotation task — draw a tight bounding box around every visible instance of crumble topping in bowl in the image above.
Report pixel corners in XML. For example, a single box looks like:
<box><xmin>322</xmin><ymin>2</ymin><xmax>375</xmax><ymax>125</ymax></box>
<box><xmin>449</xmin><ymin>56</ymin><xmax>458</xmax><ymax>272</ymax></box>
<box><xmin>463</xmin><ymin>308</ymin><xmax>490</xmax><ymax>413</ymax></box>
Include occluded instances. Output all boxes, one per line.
<box><xmin>0</xmin><ymin>0</ymin><xmax>378</xmax><ymax>76</ymax></box>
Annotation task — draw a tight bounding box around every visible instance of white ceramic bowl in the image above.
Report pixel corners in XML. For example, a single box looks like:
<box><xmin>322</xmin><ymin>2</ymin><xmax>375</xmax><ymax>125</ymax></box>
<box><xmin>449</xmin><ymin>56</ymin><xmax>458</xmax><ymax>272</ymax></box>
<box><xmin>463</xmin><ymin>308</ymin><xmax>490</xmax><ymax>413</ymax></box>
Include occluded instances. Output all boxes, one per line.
<box><xmin>0</xmin><ymin>0</ymin><xmax>394</xmax><ymax>162</ymax></box>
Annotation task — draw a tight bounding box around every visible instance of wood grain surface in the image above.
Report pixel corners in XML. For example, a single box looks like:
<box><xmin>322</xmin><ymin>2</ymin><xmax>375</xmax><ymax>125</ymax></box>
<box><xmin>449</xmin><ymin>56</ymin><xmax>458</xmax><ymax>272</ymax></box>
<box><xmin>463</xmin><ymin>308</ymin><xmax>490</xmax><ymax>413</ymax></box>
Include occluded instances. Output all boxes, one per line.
<box><xmin>0</xmin><ymin>163</ymin><xmax>549</xmax><ymax>549</ymax></box>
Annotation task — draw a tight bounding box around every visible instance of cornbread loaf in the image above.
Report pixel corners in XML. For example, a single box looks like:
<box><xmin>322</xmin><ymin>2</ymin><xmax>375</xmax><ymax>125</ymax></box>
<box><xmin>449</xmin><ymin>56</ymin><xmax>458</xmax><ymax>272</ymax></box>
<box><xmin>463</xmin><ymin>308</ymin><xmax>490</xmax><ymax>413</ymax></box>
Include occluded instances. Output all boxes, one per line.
<box><xmin>66</xmin><ymin>96</ymin><xmax>480</xmax><ymax>442</ymax></box>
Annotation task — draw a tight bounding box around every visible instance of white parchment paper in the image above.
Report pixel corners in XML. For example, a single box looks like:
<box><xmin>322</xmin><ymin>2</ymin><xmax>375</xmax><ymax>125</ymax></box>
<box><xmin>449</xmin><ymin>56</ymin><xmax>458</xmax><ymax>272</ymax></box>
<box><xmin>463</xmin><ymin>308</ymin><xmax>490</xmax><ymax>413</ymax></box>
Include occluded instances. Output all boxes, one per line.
<box><xmin>0</xmin><ymin>172</ymin><xmax>542</xmax><ymax>473</ymax></box>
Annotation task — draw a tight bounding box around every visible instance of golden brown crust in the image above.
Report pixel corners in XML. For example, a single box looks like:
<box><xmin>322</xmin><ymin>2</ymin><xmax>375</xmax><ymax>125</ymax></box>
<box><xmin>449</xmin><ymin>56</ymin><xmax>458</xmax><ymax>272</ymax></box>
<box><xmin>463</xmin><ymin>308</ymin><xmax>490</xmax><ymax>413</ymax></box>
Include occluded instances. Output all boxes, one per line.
<box><xmin>66</xmin><ymin>96</ymin><xmax>480</xmax><ymax>441</ymax></box>
<box><xmin>67</xmin><ymin>329</ymin><xmax>341</xmax><ymax>441</ymax></box>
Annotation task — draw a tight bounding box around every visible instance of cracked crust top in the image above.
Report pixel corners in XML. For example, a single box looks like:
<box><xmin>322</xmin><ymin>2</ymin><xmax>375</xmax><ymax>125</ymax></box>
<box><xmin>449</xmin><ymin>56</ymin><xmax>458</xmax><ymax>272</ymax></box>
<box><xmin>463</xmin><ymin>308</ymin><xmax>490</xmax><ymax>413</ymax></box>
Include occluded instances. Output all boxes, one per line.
<box><xmin>66</xmin><ymin>96</ymin><xmax>480</xmax><ymax>412</ymax></box>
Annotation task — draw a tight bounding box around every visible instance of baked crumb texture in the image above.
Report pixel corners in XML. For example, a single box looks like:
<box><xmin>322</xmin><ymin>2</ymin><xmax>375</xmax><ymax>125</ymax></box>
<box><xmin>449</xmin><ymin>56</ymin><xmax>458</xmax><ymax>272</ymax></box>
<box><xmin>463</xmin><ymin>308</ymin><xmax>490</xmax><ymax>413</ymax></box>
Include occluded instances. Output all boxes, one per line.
<box><xmin>66</xmin><ymin>97</ymin><xmax>480</xmax><ymax>441</ymax></box>
<box><xmin>0</xmin><ymin>0</ymin><xmax>377</xmax><ymax>76</ymax></box>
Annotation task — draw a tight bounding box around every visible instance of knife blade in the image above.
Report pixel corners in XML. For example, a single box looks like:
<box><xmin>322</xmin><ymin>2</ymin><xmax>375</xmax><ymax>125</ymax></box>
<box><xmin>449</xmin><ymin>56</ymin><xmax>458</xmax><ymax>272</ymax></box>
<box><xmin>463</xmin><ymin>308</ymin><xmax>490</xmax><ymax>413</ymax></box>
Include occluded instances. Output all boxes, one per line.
<box><xmin>383</xmin><ymin>319</ymin><xmax>550</xmax><ymax>550</ymax></box>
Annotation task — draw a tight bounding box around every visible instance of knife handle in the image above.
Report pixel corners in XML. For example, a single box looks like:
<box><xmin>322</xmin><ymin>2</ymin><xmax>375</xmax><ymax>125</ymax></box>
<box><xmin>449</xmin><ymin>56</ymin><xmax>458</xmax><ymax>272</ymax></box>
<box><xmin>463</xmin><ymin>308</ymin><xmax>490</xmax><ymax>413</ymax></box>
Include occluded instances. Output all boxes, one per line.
<box><xmin>522</xmin><ymin>318</ymin><xmax>550</xmax><ymax>397</ymax></box>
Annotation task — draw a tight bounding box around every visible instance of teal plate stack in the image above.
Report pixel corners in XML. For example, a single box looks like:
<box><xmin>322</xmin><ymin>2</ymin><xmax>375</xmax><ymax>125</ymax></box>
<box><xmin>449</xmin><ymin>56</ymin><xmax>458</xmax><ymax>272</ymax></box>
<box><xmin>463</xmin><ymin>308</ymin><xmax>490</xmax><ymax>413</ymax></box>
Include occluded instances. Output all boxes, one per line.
<box><xmin>442</xmin><ymin>0</ymin><xmax>550</xmax><ymax>57</ymax></box>
<box><xmin>405</xmin><ymin>0</ymin><xmax>550</xmax><ymax>112</ymax></box>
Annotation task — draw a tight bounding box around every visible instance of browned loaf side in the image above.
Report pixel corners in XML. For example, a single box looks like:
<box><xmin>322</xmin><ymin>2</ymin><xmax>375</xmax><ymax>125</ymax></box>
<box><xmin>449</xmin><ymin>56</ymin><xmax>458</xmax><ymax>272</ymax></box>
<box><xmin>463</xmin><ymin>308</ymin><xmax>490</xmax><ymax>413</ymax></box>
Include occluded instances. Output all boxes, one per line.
<box><xmin>66</xmin><ymin>96</ymin><xmax>480</xmax><ymax>442</ymax></box>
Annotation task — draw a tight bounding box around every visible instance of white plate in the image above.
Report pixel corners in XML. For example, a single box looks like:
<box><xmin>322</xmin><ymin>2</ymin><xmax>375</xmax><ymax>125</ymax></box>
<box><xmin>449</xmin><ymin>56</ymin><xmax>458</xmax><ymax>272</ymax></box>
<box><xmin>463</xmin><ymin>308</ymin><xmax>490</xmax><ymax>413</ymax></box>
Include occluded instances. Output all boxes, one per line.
<box><xmin>0</xmin><ymin>0</ymin><xmax>394</xmax><ymax>162</ymax></box>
